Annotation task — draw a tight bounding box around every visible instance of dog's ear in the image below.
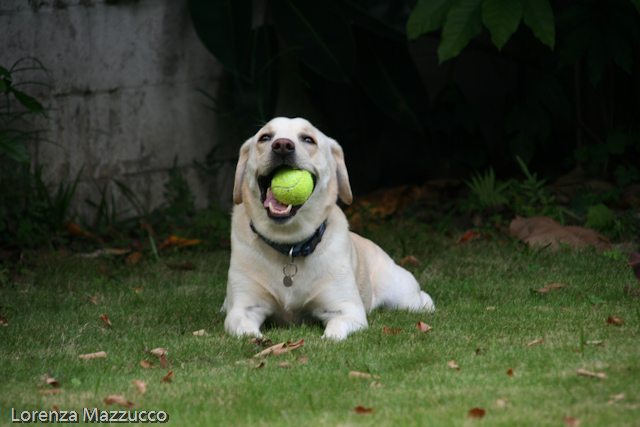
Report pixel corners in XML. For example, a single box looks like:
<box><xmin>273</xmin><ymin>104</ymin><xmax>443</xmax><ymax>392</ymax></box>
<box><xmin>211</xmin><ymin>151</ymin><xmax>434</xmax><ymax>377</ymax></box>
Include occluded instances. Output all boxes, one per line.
<box><xmin>330</xmin><ymin>138</ymin><xmax>353</xmax><ymax>205</ymax></box>
<box><xmin>233</xmin><ymin>139</ymin><xmax>252</xmax><ymax>205</ymax></box>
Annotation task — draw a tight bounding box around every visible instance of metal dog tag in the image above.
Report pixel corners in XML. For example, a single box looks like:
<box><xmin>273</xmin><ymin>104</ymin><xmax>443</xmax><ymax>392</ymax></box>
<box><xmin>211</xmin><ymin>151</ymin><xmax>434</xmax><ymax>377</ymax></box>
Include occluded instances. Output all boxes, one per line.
<box><xmin>282</xmin><ymin>247</ymin><xmax>297</xmax><ymax>287</ymax></box>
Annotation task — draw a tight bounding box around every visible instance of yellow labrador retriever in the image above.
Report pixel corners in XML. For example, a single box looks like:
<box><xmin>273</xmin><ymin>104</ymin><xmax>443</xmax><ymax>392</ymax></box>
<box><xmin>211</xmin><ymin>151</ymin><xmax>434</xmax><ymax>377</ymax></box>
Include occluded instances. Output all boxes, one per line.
<box><xmin>223</xmin><ymin>117</ymin><xmax>434</xmax><ymax>340</ymax></box>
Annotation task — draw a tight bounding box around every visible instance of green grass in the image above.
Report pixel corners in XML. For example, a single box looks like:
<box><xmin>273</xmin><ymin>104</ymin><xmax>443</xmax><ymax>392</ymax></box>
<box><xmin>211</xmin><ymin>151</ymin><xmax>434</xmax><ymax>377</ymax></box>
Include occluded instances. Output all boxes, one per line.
<box><xmin>1</xmin><ymin>229</ymin><xmax>639</xmax><ymax>426</ymax></box>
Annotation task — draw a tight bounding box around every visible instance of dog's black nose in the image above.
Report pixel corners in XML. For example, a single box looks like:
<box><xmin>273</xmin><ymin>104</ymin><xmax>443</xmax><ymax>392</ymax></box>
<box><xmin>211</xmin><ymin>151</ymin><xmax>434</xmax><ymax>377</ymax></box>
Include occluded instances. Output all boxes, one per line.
<box><xmin>271</xmin><ymin>138</ymin><xmax>295</xmax><ymax>157</ymax></box>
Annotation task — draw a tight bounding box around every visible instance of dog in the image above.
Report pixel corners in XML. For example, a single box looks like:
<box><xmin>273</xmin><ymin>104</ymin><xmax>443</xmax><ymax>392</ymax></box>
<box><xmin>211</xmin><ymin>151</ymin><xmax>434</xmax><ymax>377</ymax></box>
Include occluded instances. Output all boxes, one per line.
<box><xmin>223</xmin><ymin>117</ymin><xmax>434</xmax><ymax>340</ymax></box>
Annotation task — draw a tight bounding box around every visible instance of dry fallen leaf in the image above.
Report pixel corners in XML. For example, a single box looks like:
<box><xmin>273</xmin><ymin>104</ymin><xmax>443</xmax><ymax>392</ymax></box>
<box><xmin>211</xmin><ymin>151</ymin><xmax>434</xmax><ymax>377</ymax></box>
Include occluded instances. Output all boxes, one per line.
<box><xmin>150</xmin><ymin>348</ymin><xmax>168</xmax><ymax>358</ymax></box>
<box><xmin>348</xmin><ymin>371</ymin><xmax>381</xmax><ymax>379</ymax></box>
<box><xmin>0</xmin><ymin>314</ymin><xmax>9</xmax><ymax>327</ymax></box>
<box><xmin>65</xmin><ymin>221</ymin><xmax>99</xmax><ymax>240</ymax></box>
<box><xmin>139</xmin><ymin>360</ymin><xmax>153</xmax><ymax>369</ymax></box>
<box><xmin>448</xmin><ymin>360</ymin><xmax>460</xmax><ymax>370</ymax></box>
<box><xmin>253</xmin><ymin>339</ymin><xmax>304</xmax><ymax>358</ymax></box>
<box><xmin>159</xmin><ymin>354</ymin><xmax>167</xmax><ymax>368</ymax></box>
<box><xmin>158</xmin><ymin>235</ymin><xmax>203</xmax><ymax>251</ymax></box>
<box><xmin>91</xmin><ymin>296</ymin><xmax>98</xmax><ymax>306</ymax></box>
<box><xmin>125</xmin><ymin>251</ymin><xmax>142</xmax><ymax>267</ymax></box>
<box><xmin>104</xmin><ymin>395</ymin><xmax>137</xmax><ymax>408</ymax></box>
<box><xmin>507</xmin><ymin>369</ymin><xmax>514</xmax><ymax>376</ymax></box>
<box><xmin>564</xmin><ymin>416</ymin><xmax>581</xmax><ymax>426</ymax></box>
<box><xmin>161</xmin><ymin>371</ymin><xmax>174</xmax><ymax>383</ymax></box>
<box><xmin>509</xmin><ymin>216</ymin><xmax>611</xmax><ymax>251</ymax></box>
<box><xmin>353</xmin><ymin>406</ymin><xmax>374</xmax><ymax>415</ymax></box>
<box><xmin>277</xmin><ymin>362</ymin><xmax>292</xmax><ymax>369</ymax></box>
<box><xmin>475</xmin><ymin>348</ymin><xmax>487</xmax><ymax>356</ymax></box>
<box><xmin>606</xmin><ymin>393</ymin><xmax>625</xmax><ymax>405</ymax></box>
<box><xmin>468</xmin><ymin>407</ymin><xmax>486</xmax><ymax>419</ymax></box>
<box><xmin>132</xmin><ymin>379</ymin><xmax>147</xmax><ymax>394</ymax></box>
<box><xmin>399</xmin><ymin>255</ymin><xmax>423</xmax><ymax>268</ymax></box>
<box><xmin>79</xmin><ymin>351</ymin><xmax>108</xmax><ymax>360</ymax></box>
<box><xmin>192</xmin><ymin>329</ymin><xmax>208</xmax><ymax>336</ymax></box>
<box><xmin>417</xmin><ymin>321</ymin><xmax>432</xmax><ymax>333</ymax></box>
<box><xmin>133</xmin><ymin>286</ymin><xmax>143</xmax><ymax>294</ymax></box>
<box><xmin>99</xmin><ymin>314</ymin><xmax>112</xmax><ymax>327</ymax></box>
<box><xmin>534</xmin><ymin>283</ymin><xmax>568</xmax><ymax>293</ymax></box>
<box><xmin>606</xmin><ymin>316</ymin><xmax>624</xmax><ymax>326</ymax></box>
<box><xmin>526</xmin><ymin>339</ymin><xmax>544</xmax><ymax>346</ymax></box>
<box><xmin>165</xmin><ymin>262</ymin><xmax>196</xmax><ymax>271</ymax></box>
<box><xmin>576</xmin><ymin>368</ymin><xmax>607</xmax><ymax>379</ymax></box>
<box><xmin>254</xmin><ymin>362</ymin><xmax>265</xmax><ymax>370</ymax></box>
<box><xmin>456</xmin><ymin>231</ymin><xmax>490</xmax><ymax>244</ymax></box>
<box><xmin>382</xmin><ymin>326</ymin><xmax>402</xmax><ymax>336</ymax></box>
<box><xmin>486</xmin><ymin>306</ymin><xmax>496</xmax><ymax>311</ymax></box>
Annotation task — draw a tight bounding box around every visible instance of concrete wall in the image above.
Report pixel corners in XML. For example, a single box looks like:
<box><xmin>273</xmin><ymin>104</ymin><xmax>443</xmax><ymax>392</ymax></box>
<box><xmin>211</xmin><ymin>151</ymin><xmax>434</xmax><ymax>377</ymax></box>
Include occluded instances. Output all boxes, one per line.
<box><xmin>1</xmin><ymin>0</ymin><xmax>232</xmax><ymax>222</ymax></box>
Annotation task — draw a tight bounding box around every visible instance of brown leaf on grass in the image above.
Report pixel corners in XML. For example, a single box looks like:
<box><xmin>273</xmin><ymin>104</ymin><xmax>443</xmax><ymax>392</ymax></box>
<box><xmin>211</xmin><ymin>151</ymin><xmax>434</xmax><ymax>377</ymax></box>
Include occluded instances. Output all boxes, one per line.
<box><xmin>417</xmin><ymin>321</ymin><xmax>432</xmax><ymax>333</ymax></box>
<box><xmin>140</xmin><ymin>360</ymin><xmax>153</xmax><ymax>368</ymax></box>
<box><xmin>161</xmin><ymin>371</ymin><xmax>174</xmax><ymax>383</ymax></box>
<box><xmin>39</xmin><ymin>388</ymin><xmax>64</xmax><ymax>394</ymax></box>
<box><xmin>65</xmin><ymin>221</ymin><xmax>99</xmax><ymax>240</ymax></box>
<box><xmin>150</xmin><ymin>348</ymin><xmax>168</xmax><ymax>358</ymax></box>
<box><xmin>576</xmin><ymin>368</ymin><xmax>607</xmax><ymax>379</ymax></box>
<box><xmin>585</xmin><ymin>340</ymin><xmax>605</xmax><ymax>347</ymax></box>
<box><xmin>79</xmin><ymin>351</ymin><xmax>107</xmax><ymax>360</ymax></box>
<box><xmin>353</xmin><ymin>406</ymin><xmax>374</xmax><ymax>415</ymax></box>
<box><xmin>606</xmin><ymin>316</ymin><xmax>624</xmax><ymax>326</ymax></box>
<box><xmin>158</xmin><ymin>235</ymin><xmax>203</xmax><ymax>252</ymax></box>
<box><xmin>248</xmin><ymin>338</ymin><xmax>275</xmax><ymax>347</ymax></box>
<box><xmin>253</xmin><ymin>339</ymin><xmax>304</xmax><ymax>358</ymax></box>
<box><xmin>509</xmin><ymin>216</ymin><xmax>611</xmax><ymax>251</ymax></box>
<box><xmin>133</xmin><ymin>285</ymin><xmax>143</xmax><ymax>294</ymax></box>
<box><xmin>78</xmin><ymin>248</ymin><xmax>131</xmax><ymax>258</ymax></box>
<box><xmin>486</xmin><ymin>306</ymin><xmax>496</xmax><ymax>310</ymax></box>
<box><xmin>38</xmin><ymin>375</ymin><xmax>60</xmax><ymax>388</ymax></box>
<box><xmin>278</xmin><ymin>362</ymin><xmax>291</xmax><ymax>369</ymax></box>
<box><xmin>468</xmin><ymin>407</ymin><xmax>486</xmax><ymax>419</ymax></box>
<box><xmin>91</xmin><ymin>296</ymin><xmax>98</xmax><ymax>306</ymax></box>
<box><xmin>104</xmin><ymin>394</ymin><xmax>137</xmax><ymax>407</ymax></box>
<box><xmin>132</xmin><ymin>379</ymin><xmax>147</xmax><ymax>394</ymax></box>
<box><xmin>475</xmin><ymin>348</ymin><xmax>487</xmax><ymax>356</ymax></box>
<box><xmin>606</xmin><ymin>393</ymin><xmax>625</xmax><ymax>405</ymax></box>
<box><xmin>448</xmin><ymin>360</ymin><xmax>460</xmax><ymax>370</ymax></box>
<box><xmin>564</xmin><ymin>416</ymin><xmax>581</xmax><ymax>426</ymax></box>
<box><xmin>165</xmin><ymin>262</ymin><xmax>196</xmax><ymax>271</ymax></box>
<box><xmin>507</xmin><ymin>369</ymin><xmax>514</xmax><ymax>376</ymax></box>
<box><xmin>456</xmin><ymin>231</ymin><xmax>490</xmax><ymax>244</ymax></box>
<box><xmin>159</xmin><ymin>354</ymin><xmax>167</xmax><ymax>368</ymax></box>
<box><xmin>125</xmin><ymin>251</ymin><xmax>142</xmax><ymax>267</ymax></box>
<box><xmin>255</xmin><ymin>362</ymin><xmax>265</xmax><ymax>369</ymax></box>
<box><xmin>534</xmin><ymin>283</ymin><xmax>568</xmax><ymax>293</ymax></box>
<box><xmin>0</xmin><ymin>313</ymin><xmax>8</xmax><ymax>326</ymax></box>
<box><xmin>348</xmin><ymin>371</ymin><xmax>381</xmax><ymax>379</ymax></box>
<box><xmin>192</xmin><ymin>329</ymin><xmax>208</xmax><ymax>336</ymax></box>
<box><xmin>382</xmin><ymin>326</ymin><xmax>402</xmax><ymax>335</ymax></box>
<box><xmin>399</xmin><ymin>255</ymin><xmax>423</xmax><ymax>268</ymax></box>
<box><xmin>628</xmin><ymin>252</ymin><xmax>640</xmax><ymax>283</ymax></box>
<box><xmin>99</xmin><ymin>314</ymin><xmax>112</xmax><ymax>327</ymax></box>
<box><xmin>526</xmin><ymin>339</ymin><xmax>544</xmax><ymax>346</ymax></box>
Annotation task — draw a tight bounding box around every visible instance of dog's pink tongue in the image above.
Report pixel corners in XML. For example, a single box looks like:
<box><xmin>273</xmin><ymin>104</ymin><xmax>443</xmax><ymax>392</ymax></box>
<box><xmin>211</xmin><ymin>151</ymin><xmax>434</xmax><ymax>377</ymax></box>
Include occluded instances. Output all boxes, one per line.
<box><xmin>264</xmin><ymin>188</ymin><xmax>289</xmax><ymax>211</ymax></box>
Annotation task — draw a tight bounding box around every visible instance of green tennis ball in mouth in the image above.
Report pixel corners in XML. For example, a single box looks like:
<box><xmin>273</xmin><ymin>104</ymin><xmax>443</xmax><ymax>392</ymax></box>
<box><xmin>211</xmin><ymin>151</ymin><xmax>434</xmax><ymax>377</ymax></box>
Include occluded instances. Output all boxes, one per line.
<box><xmin>271</xmin><ymin>166</ymin><xmax>314</xmax><ymax>206</ymax></box>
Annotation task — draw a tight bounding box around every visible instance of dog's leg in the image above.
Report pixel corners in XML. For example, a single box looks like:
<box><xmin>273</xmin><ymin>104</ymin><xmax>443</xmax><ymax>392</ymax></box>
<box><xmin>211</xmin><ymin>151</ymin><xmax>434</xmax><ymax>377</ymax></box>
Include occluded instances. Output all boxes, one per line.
<box><xmin>373</xmin><ymin>262</ymin><xmax>435</xmax><ymax>312</ymax></box>
<box><xmin>313</xmin><ymin>302</ymin><xmax>369</xmax><ymax>341</ymax></box>
<box><xmin>224</xmin><ymin>303</ymin><xmax>271</xmax><ymax>339</ymax></box>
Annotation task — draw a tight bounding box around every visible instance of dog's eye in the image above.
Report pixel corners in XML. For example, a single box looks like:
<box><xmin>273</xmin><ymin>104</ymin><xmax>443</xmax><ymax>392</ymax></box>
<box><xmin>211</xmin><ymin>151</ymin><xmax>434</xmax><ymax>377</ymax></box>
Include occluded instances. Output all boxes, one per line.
<box><xmin>259</xmin><ymin>134</ymin><xmax>272</xmax><ymax>142</ymax></box>
<box><xmin>301</xmin><ymin>135</ymin><xmax>315</xmax><ymax>144</ymax></box>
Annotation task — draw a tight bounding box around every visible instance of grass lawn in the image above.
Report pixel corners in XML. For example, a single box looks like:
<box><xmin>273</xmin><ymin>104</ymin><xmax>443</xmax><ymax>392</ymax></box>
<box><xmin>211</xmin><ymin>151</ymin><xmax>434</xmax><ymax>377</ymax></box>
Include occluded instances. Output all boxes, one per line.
<box><xmin>1</xmin><ymin>225</ymin><xmax>639</xmax><ymax>426</ymax></box>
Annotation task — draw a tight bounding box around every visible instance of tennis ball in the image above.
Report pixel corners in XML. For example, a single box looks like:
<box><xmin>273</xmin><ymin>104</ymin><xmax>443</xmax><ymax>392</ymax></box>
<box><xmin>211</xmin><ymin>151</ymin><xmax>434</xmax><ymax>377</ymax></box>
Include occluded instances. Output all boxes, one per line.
<box><xmin>271</xmin><ymin>166</ymin><xmax>314</xmax><ymax>206</ymax></box>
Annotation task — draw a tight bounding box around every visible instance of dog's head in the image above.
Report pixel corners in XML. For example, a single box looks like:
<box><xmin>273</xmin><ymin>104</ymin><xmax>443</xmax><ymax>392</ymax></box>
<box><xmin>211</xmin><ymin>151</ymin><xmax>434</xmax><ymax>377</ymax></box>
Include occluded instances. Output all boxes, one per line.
<box><xmin>233</xmin><ymin>117</ymin><xmax>352</xmax><ymax>243</ymax></box>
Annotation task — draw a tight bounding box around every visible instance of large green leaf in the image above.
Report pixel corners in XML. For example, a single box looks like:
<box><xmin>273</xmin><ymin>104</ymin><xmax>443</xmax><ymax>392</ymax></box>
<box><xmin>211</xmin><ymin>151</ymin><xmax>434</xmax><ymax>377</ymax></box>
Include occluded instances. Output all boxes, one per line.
<box><xmin>481</xmin><ymin>0</ymin><xmax>522</xmax><ymax>51</ymax></box>
<box><xmin>187</xmin><ymin>0</ymin><xmax>253</xmax><ymax>75</ymax></box>
<box><xmin>557</xmin><ymin>22</ymin><xmax>593</xmax><ymax>68</ymax></box>
<box><xmin>356</xmin><ymin>32</ymin><xmax>429</xmax><ymax>133</ymax></box>
<box><xmin>272</xmin><ymin>0</ymin><xmax>355</xmax><ymax>83</ymax></box>
<box><xmin>521</xmin><ymin>0</ymin><xmax>555</xmax><ymax>50</ymax></box>
<box><xmin>11</xmin><ymin>88</ymin><xmax>44</xmax><ymax>114</ymax></box>
<box><xmin>0</xmin><ymin>134</ymin><xmax>30</xmax><ymax>163</ymax></box>
<box><xmin>406</xmin><ymin>0</ymin><xmax>454</xmax><ymax>40</ymax></box>
<box><xmin>437</xmin><ymin>0</ymin><xmax>483</xmax><ymax>64</ymax></box>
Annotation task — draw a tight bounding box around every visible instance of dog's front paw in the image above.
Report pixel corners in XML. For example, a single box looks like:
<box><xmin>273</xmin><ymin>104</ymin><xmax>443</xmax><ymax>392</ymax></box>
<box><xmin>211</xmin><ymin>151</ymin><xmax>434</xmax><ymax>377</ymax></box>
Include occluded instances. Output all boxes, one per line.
<box><xmin>224</xmin><ymin>310</ymin><xmax>264</xmax><ymax>339</ymax></box>
<box><xmin>322</xmin><ymin>317</ymin><xmax>367</xmax><ymax>341</ymax></box>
